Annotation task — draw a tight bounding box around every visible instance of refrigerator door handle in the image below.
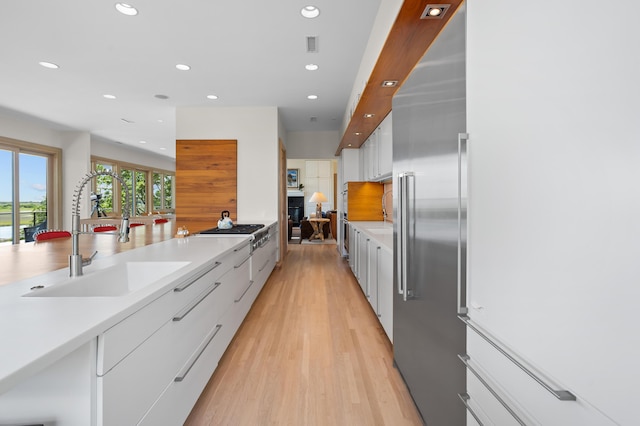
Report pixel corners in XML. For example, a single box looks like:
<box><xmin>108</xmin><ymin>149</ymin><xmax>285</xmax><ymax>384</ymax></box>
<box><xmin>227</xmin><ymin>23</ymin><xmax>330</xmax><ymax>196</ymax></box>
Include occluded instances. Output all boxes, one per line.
<box><xmin>397</xmin><ymin>173</ymin><xmax>404</xmax><ymax>296</ymax></box>
<box><xmin>458</xmin><ymin>132</ymin><xmax>469</xmax><ymax>315</ymax></box>
<box><xmin>398</xmin><ymin>172</ymin><xmax>413</xmax><ymax>302</ymax></box>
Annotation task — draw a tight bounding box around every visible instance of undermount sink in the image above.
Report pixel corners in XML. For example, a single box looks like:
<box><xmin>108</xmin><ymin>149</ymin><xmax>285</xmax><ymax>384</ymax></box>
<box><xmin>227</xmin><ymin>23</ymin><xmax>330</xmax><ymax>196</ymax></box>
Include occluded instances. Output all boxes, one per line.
<box><xmin>23</xmin><ymin>261</ymin><xmax>191</xmax><ymax>298</ymax></box>
<box><xmin>368</xmin><ymin>228</ymin><xmax>393</xmax><ymax>235</ymax></box>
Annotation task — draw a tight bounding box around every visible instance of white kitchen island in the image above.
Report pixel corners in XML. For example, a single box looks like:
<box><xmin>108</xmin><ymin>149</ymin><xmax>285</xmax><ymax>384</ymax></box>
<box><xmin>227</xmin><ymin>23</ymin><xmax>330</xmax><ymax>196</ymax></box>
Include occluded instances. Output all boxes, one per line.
<box><xmin>0</xmin><ymin>230</ymin><xmax>277</xmax><ymax>426</ymax></box>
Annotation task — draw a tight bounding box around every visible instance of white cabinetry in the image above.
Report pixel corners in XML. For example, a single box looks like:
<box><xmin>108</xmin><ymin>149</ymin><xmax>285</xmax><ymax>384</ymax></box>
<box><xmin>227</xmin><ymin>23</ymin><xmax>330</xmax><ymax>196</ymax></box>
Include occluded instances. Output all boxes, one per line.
<box><xmin>360</xmin><ymin>112</ymin><xmax>392</xmax><ymax>182</ymax></box>
<box><xmin>97</xmin><ymin>242</ymin><xmax>252</xmax><ymax>426</ymax></box>
<box><xmin>378</xmin><ymin>112</ymin><xmax>392</xmax><ymax>178</ymax></box>
<box><xmin>375</xmin><ymin>244</ymin><xmax>393</xmax><ymax>340</ymax></box>
<box><xmin>357</xmin><ymin>230</ymin><xmax>368</xmax><ymax>293</ymax></box>
<box><xmin>340</xmin><ymin>148</ymin><xmax>361</xmax><ymax>183</ymax></box>
<box><xmin>346</xmin><ymin>222</ymin><xmax>393</xmax><ymax>342</ymax></box>
<box><xmin>348</xmin><ymin>223</ymin><xmax>357</xmax><ymax>274</ymax></box>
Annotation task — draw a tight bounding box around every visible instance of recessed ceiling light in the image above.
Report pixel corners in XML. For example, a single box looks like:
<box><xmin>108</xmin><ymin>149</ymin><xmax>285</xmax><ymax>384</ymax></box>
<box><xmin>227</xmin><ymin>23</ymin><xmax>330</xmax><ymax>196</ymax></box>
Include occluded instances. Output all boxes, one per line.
<box><xmin>176</xmin><ymin>64</ymin><xmax>191</xmax><ymax>71</ymax></box>
<box><xmin>364</xmin><ymin>113</ymin><xmax>375</xmax><ymax>118</ymax></box>
<box><xmin>206</xmin><ymin>94</ymin><xmax>219</xmax><ymax>100</ymax></box>
<box><xmin>121</xmin><ymin>118</ymin><xmax>134</xmax><ymax>123</ymax></box>
<box><xmin>103</xmin><ymin>94</ymin><xmax>116</xmax><ymax>99</ymax></box>
<box><xmin>381</xmin><ymin>80</ymin><xmax>398</xmax><ymax>87</ymax></box>
<box><xmin>139</xmin><ymin>140</ymin><xmax>147</xmax><ymax>144</ymax></box>
<box><xmin>39</xmin><ymin>61</ymin><xmax>59</xmax><ymax>69</ymax></box>
<box><xmin>301</xmin><ymin>6</ymin><xmax>320</xmax><ymax>18</ymax></box>
<box><xmin>157</xmin><ymin>119</ymin><xmax>164</xmax><ymax>123</ymax></box>
<box><xmin>307</xmin><ymin>95</ymin><xmax>318</xmax><ymax>100</ymax></box>
<box><xmin>154</xmin><ymin>94</ymin><xmax>169</xmax><ymax>100</ymax></box>
<box><xmin>159</xmin><ymin>147</ymin><xmax>166</xmax><ymax>151</ymax></box>
<box><xmin>305</xmin><ymin>64</ymin><xmax>319</xmax><ymax>71</ymax></box>
<box><xmin>355</xmin><ymin>132</ymin><xmax>362</xmax><ymax>136</ymax></box>
<box><xmin>115</xmin><ymin>3</ymin><xmax>138</xmax><ymax>16</ymax></box>
<box><xmin>421</xmin><ymin>4</ymin><xmax>450</xmax><ymax>19</ymax></box>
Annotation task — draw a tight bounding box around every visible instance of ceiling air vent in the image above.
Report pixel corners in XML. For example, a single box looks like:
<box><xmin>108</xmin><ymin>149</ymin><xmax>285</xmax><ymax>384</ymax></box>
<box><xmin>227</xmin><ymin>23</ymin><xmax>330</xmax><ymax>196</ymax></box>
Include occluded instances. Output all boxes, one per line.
<box><xmin>306</xmin><ymin>36</ymin><xmax>318</xmax><ymax>53</ymax></box>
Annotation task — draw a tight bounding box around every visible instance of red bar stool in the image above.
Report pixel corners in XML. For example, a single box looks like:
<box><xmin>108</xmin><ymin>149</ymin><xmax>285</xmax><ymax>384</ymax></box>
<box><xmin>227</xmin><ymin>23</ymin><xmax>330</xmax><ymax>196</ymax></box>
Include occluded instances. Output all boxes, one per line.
<box><xmin>33</xmin><ymin>230</ymin><xmax>72</xmax><ymax>242</ymax></box>
<box><xmin>154</xmin><ymin>218</ymin><xmax>169</xmax><ymax>224</ymax></box>
<box><xmin>129</xmin><ymin>222</ymin><xmax>144</xmax><ymax>228</ymax></box>
<box><xmin>93</xmin><ymin>225</ymin><xmax>118</xmax><ymax>232</ymax></box>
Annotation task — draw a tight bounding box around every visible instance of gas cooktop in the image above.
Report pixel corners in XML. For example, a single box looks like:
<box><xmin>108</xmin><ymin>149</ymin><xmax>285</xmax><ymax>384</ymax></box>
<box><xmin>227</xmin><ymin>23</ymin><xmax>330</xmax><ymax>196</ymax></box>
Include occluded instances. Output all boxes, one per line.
<box><xmin>199</xmin><ymin>224</ymin><xmax>264</xmax><ymax>235</ymax></box>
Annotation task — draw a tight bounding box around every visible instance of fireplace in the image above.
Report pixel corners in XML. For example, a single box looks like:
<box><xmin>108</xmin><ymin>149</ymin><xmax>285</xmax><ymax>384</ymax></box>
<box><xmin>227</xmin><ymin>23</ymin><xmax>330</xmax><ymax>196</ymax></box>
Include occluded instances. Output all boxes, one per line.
<box><xmin>287</xmin><ymin>196</ymin><xmax>304</xmax><ymax>226</ymax></box>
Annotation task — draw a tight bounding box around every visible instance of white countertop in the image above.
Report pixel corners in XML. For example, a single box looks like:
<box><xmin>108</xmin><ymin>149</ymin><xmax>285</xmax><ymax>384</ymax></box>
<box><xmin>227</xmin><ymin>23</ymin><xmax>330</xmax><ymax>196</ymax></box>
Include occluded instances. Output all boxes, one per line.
<box><xmin>347</xmin><ymin>221</ymin><xmax>394</xmax><ymax>251</ymax></box>
<box><xmin>0</xmin><ymin>234</ymin><xmax>251</xmax><ymax>395</ymax></box>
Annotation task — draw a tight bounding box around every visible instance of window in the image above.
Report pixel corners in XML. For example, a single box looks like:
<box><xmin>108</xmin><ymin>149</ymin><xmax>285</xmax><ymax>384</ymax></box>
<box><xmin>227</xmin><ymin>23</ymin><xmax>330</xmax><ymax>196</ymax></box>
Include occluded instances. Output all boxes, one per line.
<box><xmin>153</xmin><ymin>172</ymin><xmax>174</xmax><ymax>211</ymax></box>
<box><xmin>120</xmin><ymin>168</ymin><xmax>148</xmax><ymax>216</ymax></box>
<box><xmin>0</xmin><ymin>138</ymin><xmax>61</xmax><ymax>245</ymax></box>
<box><xmin>91</xmin><ymin>157</ymin><xmax>174</xmax><ymax>217</ymax></box>
<box><xmin>93</xmin><ymin>162</ymin><xmax>114</xmax><ymax>216</ymax></box>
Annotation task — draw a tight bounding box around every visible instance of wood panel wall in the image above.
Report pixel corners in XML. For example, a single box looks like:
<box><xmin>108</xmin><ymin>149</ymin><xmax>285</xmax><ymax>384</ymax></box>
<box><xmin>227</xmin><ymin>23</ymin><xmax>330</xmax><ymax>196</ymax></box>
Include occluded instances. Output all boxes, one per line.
<box><xmin>175</xmin><ymin>140</ymin><xmax>237</xmax><ymax>233</ymax></box>
<box><xmin>347</xmin><ymin>182</ymin><xmax>384</xmax><ymax>221</ymax></box>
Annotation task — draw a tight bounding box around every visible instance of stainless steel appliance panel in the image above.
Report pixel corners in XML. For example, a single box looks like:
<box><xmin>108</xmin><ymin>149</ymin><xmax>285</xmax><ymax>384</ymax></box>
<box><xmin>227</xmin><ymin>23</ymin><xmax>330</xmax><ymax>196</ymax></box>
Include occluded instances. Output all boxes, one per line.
<box><xmin>392</xmin><ymin>5</ymin><xmax>466</xmax><ymax>424</ymax></box>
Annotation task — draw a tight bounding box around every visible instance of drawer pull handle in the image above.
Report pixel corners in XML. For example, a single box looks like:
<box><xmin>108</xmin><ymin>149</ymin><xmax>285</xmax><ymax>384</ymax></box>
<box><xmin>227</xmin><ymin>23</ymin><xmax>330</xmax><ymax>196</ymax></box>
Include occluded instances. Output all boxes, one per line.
<box><xmin>174</xmin><ymin>261</ymin><xmax>221</xmax><ymax>292</ymax></box>
<box><xmin>459</xmin><ymin>354</ymin><xmax>527</xmax><ymax>425</ymax></box>
<box><xmin>459</xmin><ymin>315</ymin><xmax>576</xmax><ymax>401</ymax></box>
<box><xmin>173</xmin><ymin>282</ymin><xmax>221</xmax><ymax>321</ymax></box>
<box><xmin>234</xmin><ymin>255</ymin><xmax>251</xmax><ymax>269</ymax></box>
<box><xmin>234</xmin><ymin>280</ymin><xmax>254</xmax><ymax>303</ymax></box>
<box><xmin>458</xmin><ymin>393</ymin><xmax>484</xmax><ymax>426</ymax></box>
<box><xmin>175</xmin><ymin>324</ymin><xmax>222</xmax><ymax>382</ymax></box>
<box><xmin>258</xmin><ymin>258</ymin><xmax>270</xmax><ymax>272</ymax></box>
<box><xmin>234</xmin><ymin>241</ymin><xmax>250</xmax><ymax>252</ymax></box>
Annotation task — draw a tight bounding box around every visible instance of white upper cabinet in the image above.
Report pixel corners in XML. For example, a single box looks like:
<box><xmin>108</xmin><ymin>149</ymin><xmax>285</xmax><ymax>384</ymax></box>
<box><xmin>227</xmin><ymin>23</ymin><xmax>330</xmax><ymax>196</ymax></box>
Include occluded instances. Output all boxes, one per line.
<box><xmin>340</xmin><ymin>149</ymin><xmax>360</xmax><ymax>183</ymax></box>
<box><xmin>359</xmin><ymin>112</ymin><xmax>392</xmax><ymax>182</ymax></box>
<box><xmin>378</xmin><ymin>112</ymin><xmax>392</xmax><ymax>179</ymax></box>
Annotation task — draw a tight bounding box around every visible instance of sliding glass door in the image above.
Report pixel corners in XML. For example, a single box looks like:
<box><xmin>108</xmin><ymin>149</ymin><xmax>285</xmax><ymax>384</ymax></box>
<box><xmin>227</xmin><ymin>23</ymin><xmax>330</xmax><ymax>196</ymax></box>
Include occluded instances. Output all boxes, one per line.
<box><xmin>0</xmin><ymin>145</ymin><xmax>51</xmax><ymax>244</ymax></box>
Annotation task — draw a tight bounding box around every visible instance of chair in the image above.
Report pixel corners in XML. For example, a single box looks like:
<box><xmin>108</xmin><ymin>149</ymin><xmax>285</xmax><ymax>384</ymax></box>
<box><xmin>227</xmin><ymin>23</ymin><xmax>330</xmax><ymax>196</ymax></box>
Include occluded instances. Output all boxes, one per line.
<box><xmin>129</xmin><ymin>222</ymin><xmax>144</xmax><ymax>228</ymax></box>
<box><xmin>154</xmin><ymin>218</ymin><xmax>169</xmax><ymax>224</ymax></box>
<box><xmin>33</xmin><ymin>229</ymin><xmax>71</xmax><ymax>242</ymax></box>
<box><xmin>93</xmin><ymin>225</ymin><xmax>117</xmax><ymax>232</ymax></box>
<box><xmin>24</xmin><ymin>220</ymin><xmax>48</xmax><ymax>242</ymax></box>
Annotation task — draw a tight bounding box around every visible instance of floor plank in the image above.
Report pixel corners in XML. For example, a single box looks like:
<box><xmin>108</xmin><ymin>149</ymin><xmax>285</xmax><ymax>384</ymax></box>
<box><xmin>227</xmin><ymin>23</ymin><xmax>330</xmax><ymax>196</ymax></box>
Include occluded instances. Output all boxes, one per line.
<box><xmin>185</xmin><ymin>244</ymin><xmax>422</xmax><ymax>426</ymax></box>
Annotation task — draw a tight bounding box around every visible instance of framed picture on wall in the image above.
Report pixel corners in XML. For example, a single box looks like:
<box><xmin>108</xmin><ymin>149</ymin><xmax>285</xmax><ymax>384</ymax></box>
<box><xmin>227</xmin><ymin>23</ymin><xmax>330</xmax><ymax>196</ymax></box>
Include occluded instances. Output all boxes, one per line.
<box><xmin>287</xmin><ymin>169</ymin><xmax>299</xmax><ymax>188</ymax></box>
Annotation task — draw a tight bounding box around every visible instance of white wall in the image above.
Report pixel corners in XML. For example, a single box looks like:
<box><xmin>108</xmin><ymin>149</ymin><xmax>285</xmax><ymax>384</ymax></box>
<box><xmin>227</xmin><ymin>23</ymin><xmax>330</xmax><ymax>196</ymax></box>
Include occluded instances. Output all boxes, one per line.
<box><xmin>467</xmin><ymin>0</ymin><xmax>640</xmax><ymax>423</ymax></box>
<box><xmin>91</xmin><ymin>138</ymin><xmax>175</xmax><ymax>172</ymax></box>
<box><xmin>175</xmin><ymin>106</ymin><xmax>280</xmax><ymax>222</ymax></box>
<box><xmin>285</xmin><ymin>131</ymin><xmax>340</xmax><ymax>159</ymax></box>
<box><xmin>340</xmin><ymin>0</ymin><xmax>404</xmax><ymax>136</ymax></box>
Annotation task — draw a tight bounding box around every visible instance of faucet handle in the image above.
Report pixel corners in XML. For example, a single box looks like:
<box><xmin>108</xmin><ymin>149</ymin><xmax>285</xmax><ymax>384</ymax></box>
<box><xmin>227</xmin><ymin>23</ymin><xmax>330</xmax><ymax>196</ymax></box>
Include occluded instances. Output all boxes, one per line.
<box><xmin>82</xmin><ymin>251</ymin><xmax>98</xmax><ymax>267</ymax></box>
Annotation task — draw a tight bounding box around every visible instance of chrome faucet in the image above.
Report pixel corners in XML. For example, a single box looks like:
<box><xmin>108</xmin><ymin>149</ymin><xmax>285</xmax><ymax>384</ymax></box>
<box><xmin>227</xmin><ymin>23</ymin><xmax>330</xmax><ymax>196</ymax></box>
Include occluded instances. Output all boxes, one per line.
<box><xmin>69</xmin><ymin>171</ymin><xmax>131</xmax><ymax>277</ymax></box>
<box><xmin>382</xmin><ymin>189</ymin><xmax>392</xmax><ymax>221</ymax></box>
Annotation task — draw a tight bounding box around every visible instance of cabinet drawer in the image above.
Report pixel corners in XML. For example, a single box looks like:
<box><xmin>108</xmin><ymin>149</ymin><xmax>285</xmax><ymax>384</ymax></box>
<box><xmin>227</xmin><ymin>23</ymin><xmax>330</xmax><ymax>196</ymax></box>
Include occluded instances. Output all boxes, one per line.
<box><xmin>467</xmin><ymin>330</ymin><xmax>616</xmax><ymax>425</ymax></box>
<box><xmin>97</xmin><ymin>260</ymin><xmax>226</xmax><ymax>375</ymax></box>
<box><xmin>99</xmin><ymin>273</ymin><xmax>229</xmax><ymax>426</ymax></box>
<box><xmin>98</xmin><ymin>315</ymin><xmax>174</xmax><ymax>426</ymax></box>
<box><xmin>171</xmin><ymin>264</ymin><xmax>243</xmax><ymax>369</ymax></box>
<box><xmin>137</xmin><ymin>308</ymin><xmax>240</xmax><ymax>425</ymax></box>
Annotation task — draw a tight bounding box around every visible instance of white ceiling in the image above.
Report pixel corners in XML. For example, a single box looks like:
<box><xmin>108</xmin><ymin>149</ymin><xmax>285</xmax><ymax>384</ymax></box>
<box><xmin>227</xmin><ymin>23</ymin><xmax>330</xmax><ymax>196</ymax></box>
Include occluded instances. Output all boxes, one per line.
<box><xmin>0</xmin><ymin>0</ymin><xmax>382</xmax><ymax>158</ymax></box>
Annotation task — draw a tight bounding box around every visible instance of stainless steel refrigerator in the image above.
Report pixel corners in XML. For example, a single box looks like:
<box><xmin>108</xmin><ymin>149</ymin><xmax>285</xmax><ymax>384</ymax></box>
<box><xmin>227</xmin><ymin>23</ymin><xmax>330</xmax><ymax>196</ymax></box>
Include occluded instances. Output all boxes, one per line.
<box><xmin>392</xmin><ymin>4</ymin><xmax>467</xmax><ymax>424</ymax></box>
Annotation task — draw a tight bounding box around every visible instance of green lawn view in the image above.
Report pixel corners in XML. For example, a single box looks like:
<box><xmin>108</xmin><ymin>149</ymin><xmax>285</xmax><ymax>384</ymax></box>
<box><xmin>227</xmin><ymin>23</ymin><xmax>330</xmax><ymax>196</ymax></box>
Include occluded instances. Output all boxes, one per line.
<box><xmin>0</xmin><ymin>201</ymin><xmax>47</xmax><ymax>227</ymax></box>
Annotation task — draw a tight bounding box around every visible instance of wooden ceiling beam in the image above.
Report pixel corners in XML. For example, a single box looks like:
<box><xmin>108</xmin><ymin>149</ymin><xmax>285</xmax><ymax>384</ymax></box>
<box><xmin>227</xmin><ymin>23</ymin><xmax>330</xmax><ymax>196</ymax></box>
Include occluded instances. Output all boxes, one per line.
<box><xmin>336</xmin><ymin>0</ymin><xmax>464</xmax><ymax>155</ymax></box>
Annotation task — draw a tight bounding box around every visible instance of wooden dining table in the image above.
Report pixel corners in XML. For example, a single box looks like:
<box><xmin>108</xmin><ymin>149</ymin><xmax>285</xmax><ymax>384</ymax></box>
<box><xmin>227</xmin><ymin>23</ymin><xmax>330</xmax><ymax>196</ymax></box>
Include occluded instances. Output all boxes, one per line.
<box><xmin>0</xmin><ymin>221</ymin><xmax>177</xmax><ymax>286</ymax></box>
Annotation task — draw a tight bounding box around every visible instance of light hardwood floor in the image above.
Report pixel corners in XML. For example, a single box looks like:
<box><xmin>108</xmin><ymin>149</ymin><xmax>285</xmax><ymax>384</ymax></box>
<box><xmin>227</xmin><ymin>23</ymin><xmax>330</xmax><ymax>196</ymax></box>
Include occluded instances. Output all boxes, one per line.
<box><xmin>185</xmin><ymin>244</ymin><xmax>422</xmax><ymax>426</ymax></box>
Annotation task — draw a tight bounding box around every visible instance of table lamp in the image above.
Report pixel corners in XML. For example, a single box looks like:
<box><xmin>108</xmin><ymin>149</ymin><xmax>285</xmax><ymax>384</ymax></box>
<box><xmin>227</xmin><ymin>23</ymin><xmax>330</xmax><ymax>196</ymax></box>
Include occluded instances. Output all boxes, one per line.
<box><xmin>309</xmin><ymin>191</ymin><xmax>328</xmax><ymax>218</ymax></box>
